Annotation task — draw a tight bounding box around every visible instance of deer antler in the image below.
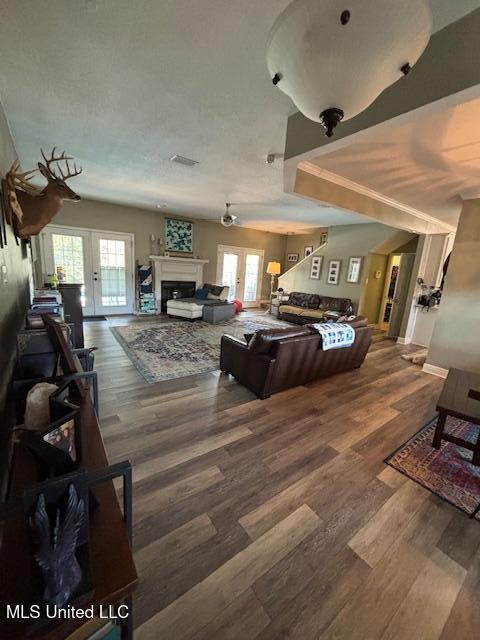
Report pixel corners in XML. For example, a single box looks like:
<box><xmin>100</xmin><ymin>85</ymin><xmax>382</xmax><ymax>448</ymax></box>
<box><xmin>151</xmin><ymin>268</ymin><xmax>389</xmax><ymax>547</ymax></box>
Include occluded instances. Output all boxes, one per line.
<box><xmin>58</xmin><ymin>158</ymin><xmax>83</xmax><ymax>180</ymax></box>
<box><xmin>7</xmin><ymin>159</ymin><xmax>43</xmax><ymax>196</ymax></box>
<box><xmin>40</xmin><ymin>147</ymin><xmax>82</xmax><ymax>181</ymax></box>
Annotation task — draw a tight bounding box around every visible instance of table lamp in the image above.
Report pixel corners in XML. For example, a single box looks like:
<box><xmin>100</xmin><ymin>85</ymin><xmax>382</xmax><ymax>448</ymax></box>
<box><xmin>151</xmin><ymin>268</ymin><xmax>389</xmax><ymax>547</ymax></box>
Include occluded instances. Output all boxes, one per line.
<box><xmin>266</xmin><ymin>261</ymin><xmax>281</xmax><ymax>312</ymax></box>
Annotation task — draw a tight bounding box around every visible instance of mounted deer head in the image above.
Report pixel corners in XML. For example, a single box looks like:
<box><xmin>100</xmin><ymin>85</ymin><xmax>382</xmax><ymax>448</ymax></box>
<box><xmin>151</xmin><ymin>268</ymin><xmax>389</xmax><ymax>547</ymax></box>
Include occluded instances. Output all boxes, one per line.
<box><xmin>6</xmin><ymin>147</ymin><xmax>82</xmax><ymax>238</ymax></box>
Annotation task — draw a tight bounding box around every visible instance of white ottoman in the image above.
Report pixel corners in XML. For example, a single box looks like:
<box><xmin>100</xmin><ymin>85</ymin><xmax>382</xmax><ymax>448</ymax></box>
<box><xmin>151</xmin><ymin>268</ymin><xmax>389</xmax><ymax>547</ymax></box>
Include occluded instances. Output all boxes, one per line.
<box><xmin>167</xmin><ymin>299</ymin><xmax>204</xmax><ymax>320</ymax></box>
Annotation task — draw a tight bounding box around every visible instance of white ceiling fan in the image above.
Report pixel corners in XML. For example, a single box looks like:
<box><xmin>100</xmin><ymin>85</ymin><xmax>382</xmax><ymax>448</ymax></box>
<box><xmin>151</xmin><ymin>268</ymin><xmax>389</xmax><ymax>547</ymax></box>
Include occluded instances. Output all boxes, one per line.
<box><xmin>221</xmin><ymin>202</ymin><xmax>239</xmax><ymax>227</ymax></box>
<box><xmin>203</xmin><ymin>202</ymin><xmax>243</xmax><ymax>227</ymax></box>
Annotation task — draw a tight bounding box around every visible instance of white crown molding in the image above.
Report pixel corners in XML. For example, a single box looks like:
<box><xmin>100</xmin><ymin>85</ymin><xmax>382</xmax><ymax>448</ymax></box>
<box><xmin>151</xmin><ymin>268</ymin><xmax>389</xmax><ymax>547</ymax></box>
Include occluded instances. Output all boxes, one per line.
<box><xmin>298</xmin><ymin>161</ymin><xmax>456</xmax><ymax>234</ymax></box>
<box><xmin>422</xmin><ymin>363</ymin><xmax>448</xmax><ymax>378</ymax></box>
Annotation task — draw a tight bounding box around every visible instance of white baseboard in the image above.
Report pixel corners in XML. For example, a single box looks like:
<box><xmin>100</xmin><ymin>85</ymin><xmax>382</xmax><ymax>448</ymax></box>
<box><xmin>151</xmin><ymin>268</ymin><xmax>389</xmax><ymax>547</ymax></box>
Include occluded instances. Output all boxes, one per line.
<box><xmin>396</xmin><ymin>336</ymin><xmax>412</xmax><ymax>345</ymax></box>
<box><xmin>422</xmin><ymin>363</ymin><xmax>449</xmax><ymax>378</ymax></box>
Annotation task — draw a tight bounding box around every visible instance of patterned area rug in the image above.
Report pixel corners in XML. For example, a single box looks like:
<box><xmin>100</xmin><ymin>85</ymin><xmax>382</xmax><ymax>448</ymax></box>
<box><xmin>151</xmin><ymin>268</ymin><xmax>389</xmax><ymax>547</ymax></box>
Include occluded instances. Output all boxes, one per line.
<box><xmin>386</xmin><ymin>418</ymin><xmax>480</xmax><ymax>520</ymax></box>
<box><xmin>110</xmin><ymin>314</ymin><xmax>289</xmax><ymax>383</ymax></box>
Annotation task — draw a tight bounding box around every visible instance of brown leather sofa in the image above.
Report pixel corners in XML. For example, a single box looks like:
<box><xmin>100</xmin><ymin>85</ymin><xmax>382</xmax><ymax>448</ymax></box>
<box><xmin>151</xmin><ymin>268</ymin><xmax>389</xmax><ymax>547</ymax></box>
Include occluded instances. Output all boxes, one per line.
<box><xmin>278</xmin><ymin>292</ymin><xmax>354</xmax><ymax>325</ymax></box>
<box><xmin>220</xmin><ymin>317</ymin><xmax>372</xmax><ymax>399</ymax></box>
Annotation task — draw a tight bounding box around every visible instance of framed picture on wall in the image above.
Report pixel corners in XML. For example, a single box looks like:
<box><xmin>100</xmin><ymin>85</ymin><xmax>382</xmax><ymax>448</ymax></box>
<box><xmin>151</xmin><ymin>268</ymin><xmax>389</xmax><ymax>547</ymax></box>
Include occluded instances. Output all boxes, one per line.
<box><xmin>320</xmin><ymin>231</ymin><xmax>328</xmax><ymax>246</ymax></box>
<box><xmin>310</xmin><ymin>256</ymin><xmax>323</xmax><ymax>279</ymax></box>
<box><xmin>287</xmin><ymin>253</ymin><xmax>299</xmax><ymax>262</ymax></box>
<box><xmin>346</xmin><ymin>256</ymin><xmax>363</xmax><ymax>283</ymax></box>
<box><xmin>327</xmin><ymin>259</ymin><xmax>341</xmax><ymax>285</ymax></box>
<box><xmin>165</xmin><ymin>218</ymin><xmax>193</xmax><ymax>253</ymax></box>
<box><xmin>304</xmin><ymin>246</ymin><xmax>314</xmax><ymax>258</ymax></box>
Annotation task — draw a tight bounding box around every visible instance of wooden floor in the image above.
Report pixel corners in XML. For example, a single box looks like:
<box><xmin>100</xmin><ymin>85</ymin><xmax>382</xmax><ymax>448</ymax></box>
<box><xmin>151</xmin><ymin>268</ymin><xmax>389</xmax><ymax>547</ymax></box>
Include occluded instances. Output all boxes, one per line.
<box><xmin>84</xmin><ymin>316</ymin><xmax>480</xmax><ymax>640</ymax></box>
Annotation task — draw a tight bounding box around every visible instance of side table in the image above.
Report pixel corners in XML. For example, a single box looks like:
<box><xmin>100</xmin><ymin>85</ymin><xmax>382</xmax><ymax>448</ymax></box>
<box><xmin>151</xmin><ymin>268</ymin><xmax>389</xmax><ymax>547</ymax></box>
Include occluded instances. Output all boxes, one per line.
<box><xmin>433</xmin><ymin>368</ymin><xmax>480</xmax><ymax>466</ymax></box>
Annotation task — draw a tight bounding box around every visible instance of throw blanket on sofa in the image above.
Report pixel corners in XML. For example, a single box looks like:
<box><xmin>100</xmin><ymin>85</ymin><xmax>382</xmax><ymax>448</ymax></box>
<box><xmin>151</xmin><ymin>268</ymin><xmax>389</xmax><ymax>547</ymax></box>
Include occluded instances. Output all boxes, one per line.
<box><xmin>310</xmin><ymin>322</ymin><xmax>356</xmax><ymax>351</ymax></box>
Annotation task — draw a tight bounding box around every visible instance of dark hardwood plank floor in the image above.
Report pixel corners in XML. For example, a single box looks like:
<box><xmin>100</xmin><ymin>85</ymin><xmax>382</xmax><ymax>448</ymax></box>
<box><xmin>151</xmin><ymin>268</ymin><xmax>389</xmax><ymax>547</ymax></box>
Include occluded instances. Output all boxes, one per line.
<box><xmin>83</xmin><ymin>316</ymin><xmax>479</xmax><ymax>640</ymax></box>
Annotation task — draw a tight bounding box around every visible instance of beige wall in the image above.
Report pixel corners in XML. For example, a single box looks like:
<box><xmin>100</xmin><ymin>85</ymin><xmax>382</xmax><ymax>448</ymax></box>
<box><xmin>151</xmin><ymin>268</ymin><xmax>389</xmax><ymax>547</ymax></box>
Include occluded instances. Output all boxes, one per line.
<box><xmin>0</xmin><ymin>102</ymin><xmax>32</xmax><ymax>414</ymax></box>
<box><xmin>427</xmin><ymin>199</ymin><xmax>480</xmax><ymax>373</ymax></box>
<box><xmin>284</xmin><ymin>228</ymin><xmax>327</xmax><ymax>266</ymax></box>
<box><xmin>278</xmin><ymin>222</ymin><xmax>406</xmax><ymax>314</ymax></box>
<box><xmin>361</xmin><ymin>253</ymin><xmax>388</xmax><ymax>325</ymax></box>
<box><xmin>52</xmin><ymin>199</ymin><xmax>286</xmax><ymax>299</ymax></box>
<box><xmin>294</xmin><ymin>168</ymin><xmax>448</xmax><ymax>235</ymax></box>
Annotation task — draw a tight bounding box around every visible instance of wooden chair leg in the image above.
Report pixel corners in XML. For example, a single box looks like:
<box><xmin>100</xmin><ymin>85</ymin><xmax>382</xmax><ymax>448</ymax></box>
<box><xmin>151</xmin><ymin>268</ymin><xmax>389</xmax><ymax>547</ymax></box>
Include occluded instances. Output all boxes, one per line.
<box><xmin>432</xmin><ymin>411</ymin><xmax>447</xmax><ymax>449</ymax></box>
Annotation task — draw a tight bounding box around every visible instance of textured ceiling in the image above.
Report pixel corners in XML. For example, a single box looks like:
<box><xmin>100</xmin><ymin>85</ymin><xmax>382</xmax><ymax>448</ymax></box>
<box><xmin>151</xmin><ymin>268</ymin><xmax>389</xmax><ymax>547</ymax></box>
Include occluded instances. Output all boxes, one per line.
<box><xmin>0</xmin><ymin>0</ymin><xmax>476</xmax><ymax>233</ymax></box>
<box><xmin>310</xmin><ymin>97</ymin><xmax>480</xmax><ymax>228</ymax></box>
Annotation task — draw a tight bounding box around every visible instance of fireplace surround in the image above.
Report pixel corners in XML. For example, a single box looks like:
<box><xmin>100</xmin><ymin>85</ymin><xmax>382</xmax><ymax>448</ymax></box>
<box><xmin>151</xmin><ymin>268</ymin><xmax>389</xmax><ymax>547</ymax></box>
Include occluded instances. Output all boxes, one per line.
<box><xmin>150</xmin><ymin>255</ymin><xmax>209</xmax><ymax>315</ymax></box>
<box><xmin>160</xmin><ymin>280</ymin><xmax>196</xmax><ymax>313</ymax></box>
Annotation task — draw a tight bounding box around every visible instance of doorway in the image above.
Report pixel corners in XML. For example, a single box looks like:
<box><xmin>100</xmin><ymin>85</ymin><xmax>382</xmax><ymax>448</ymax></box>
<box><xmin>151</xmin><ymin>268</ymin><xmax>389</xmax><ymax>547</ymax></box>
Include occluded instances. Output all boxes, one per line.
<box><xmin>40</xmin><ymin>225</ymin><xmax>135</xmax><ymax>315</ymax></box>
<box><xmin>216</xmin><ymin>245</ymin><xmax>264</xmax><ymax>308</ymax></box>
<box><xmin>379</xmin><ymin>253</ymin><xmax>415</xmax><ymax>336</ymax></box>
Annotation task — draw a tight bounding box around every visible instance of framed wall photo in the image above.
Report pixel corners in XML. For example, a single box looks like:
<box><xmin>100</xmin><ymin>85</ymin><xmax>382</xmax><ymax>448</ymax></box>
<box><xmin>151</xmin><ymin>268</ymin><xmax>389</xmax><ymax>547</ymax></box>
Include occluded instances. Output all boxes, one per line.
<box><xmin>320</xmin><ymin>231</ymin><xmax>328</xmax><ymax>246</ymax></box>
<box><xmin>346</xmin><ymin>256</ymin><xmax>363</xmax><ymax>283</ymax></box>
<box><xmin>304</xmin><ymin>246</ymin><xmax>314</xmax><ymax>258</ymax></box>
<box><xmin>310</xmin><ymin>256</ymin><xmax>323</xmax><ymax>279</ymax></box>
<box><xmin>165</xmin><ymin>218</ymin><xmax>193</xmax><ymax>253</ymax></box>
<box><xmin>327</xmin><ymin>259</ymin><xmax>341</xmax><ymax>285</ymax></box>
<box><xmin>287</xmin><ymin>253</ymin><xmax>299</xmax><ymax>263</ymax></box>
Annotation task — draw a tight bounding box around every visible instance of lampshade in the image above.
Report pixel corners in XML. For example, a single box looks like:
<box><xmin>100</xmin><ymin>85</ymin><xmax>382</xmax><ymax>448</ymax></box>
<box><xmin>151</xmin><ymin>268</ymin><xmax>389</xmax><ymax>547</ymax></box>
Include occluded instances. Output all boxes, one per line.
<box><xmin>267</xmin><ymin>0</ymin><xmax>432</xmax><ymax>136</ymax></box>
<box><xmin>267</xmin><ymin>261</ymin><xmax>281</xmax><ymax>276</ymax></box>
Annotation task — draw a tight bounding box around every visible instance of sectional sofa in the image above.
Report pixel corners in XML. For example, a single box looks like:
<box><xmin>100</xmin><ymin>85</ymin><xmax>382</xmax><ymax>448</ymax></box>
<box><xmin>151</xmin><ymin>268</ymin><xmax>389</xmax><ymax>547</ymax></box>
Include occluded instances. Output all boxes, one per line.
<box><xmin>278</xmin><ymin>292</ymin><xmax>354</xmax><ymax>325</ymax></box>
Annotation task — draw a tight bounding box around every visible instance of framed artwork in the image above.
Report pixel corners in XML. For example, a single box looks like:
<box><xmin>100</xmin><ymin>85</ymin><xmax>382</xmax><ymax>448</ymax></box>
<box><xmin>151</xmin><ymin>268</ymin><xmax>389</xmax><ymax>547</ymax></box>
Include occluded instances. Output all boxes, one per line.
<box><xmin>310</xmin><ymin>256</ymin><xmax>323</xmax><ymax>279</ymax></box>
<box><xmin>287</xmin><ymin>253</ymin><xmax>299</xmax><ymax>262</ymax></box>
<box><xmin>327</xmin><ymin>259</ymin><xmax>341</xmax><ymax>285</ymax></box>
<box><xmin>165</xmin><ymin>218</ymin><xmax>193</xmax><ymax>253</ymax></box>
<box><xmin>304</xmin><ymin>246</ymin><xmax>314</xmax><ymax>258</ymax></box>
<box><xmin>320</xmin><ymin>231</ymin><xmax>328</xmax><ymax>246</ymax></box>
<box><xmin>346</xmin><ymin>256</ymin><xmax>363</xmax><ymax>283</ymax></box>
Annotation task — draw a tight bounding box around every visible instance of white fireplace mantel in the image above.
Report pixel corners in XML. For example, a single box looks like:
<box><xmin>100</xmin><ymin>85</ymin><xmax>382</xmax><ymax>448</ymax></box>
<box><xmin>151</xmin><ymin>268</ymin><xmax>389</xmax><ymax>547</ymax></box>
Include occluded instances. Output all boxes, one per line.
<box><xmin>149</xmin><ymin>255</ymin><xmax>209</xmax><ymax>312</ymax></box>
<box><xmin>150</xmin><ymin>255</ymin><xmax>209</xmax><ymax>265</ymax></box>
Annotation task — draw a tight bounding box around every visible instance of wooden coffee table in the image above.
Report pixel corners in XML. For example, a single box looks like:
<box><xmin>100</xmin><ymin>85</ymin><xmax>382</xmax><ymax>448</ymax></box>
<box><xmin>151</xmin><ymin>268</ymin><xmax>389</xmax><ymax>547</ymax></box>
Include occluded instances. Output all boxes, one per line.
<box><xmin>433</xmin><ymin>368</ymin><xmax>480</xmax><ymax>465</ymax></box>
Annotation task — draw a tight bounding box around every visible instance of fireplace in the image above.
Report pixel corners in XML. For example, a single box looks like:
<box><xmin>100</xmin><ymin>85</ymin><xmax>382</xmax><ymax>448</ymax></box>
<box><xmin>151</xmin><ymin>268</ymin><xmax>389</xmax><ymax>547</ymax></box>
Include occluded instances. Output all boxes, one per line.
<box><xmin>161</xmin><ymin>280</ymin><xmax>196</xmax><ymax>313</ymax></box>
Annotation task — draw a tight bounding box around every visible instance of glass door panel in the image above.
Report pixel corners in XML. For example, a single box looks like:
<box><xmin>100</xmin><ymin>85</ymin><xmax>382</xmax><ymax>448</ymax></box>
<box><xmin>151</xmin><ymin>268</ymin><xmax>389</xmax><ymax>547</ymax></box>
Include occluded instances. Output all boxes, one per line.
<box><xmin>42</xmin><ymin>227</ymin><xmax>94</xmax><ymax>315</ymax></box>
<box><xmin>243</xmin><ymin>254</ymin><xmax>260</xmax><ymax>303</ymax></box>
<box><xmin>99</xmin><ymin>239</ymin><xmax>127</xmax><ymax>306</ymax></box>
<box><xmin>221</xmin><ymin>252</ymin><xmax>240</xmax><ymax>300</ymax></box>
<box><xmin>217</xmin><ymin>245</ymin><xmax>264</xmax><ymax>308</ymax></box>
<box><xmin>52</xmin><ymin>233</ymin><xmax>88</xmax><ymax>310</ymax></box>
<box><xmin>92</xmin><ymin>232</ymin><xmax>134</xmax><ymax>315</ymax></box>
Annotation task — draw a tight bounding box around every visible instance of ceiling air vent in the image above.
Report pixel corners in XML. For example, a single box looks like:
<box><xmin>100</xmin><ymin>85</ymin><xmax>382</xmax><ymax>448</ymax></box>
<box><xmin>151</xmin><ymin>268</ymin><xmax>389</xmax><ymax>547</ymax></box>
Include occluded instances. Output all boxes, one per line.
<box><xmin>169</xmin><ymin>154</ymin><xmax>199</xmax><ymax>167</ymax></box>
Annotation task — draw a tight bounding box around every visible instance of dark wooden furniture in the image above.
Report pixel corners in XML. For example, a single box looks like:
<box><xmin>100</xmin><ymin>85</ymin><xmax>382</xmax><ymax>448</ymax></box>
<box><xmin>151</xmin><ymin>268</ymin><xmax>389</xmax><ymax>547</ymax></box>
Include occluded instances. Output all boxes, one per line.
<box><xmin>433</xmin><ymin>368</ymin><xmax>480</xmax><ymax>465</ymax></box>
<box><xmin>59</xmin><ymin>283</ymin><xmax>84</xmax><ymax>348</ymax></box>
<box><xmin>0</xmin><ymin>390</ymin><xmax>137</xmax><ymax>639</ymax></box>
<box><xmin>1</xmin><ymin>330</ymin><xmax>137</xmax><ymax>638</ymax></box>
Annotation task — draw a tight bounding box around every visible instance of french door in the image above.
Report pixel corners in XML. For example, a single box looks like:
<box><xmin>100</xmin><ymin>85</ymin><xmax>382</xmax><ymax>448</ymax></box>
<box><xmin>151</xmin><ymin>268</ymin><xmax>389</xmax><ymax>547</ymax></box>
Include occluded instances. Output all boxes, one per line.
<box><xmin>216</xmin><ymin>245</ymin><xmax>264</xmax><ymax>308</ymax></box>
<box><xmin>41</xmin><ymin>225</ymin><xmax>135</xmax><ymax>315</ymax></box>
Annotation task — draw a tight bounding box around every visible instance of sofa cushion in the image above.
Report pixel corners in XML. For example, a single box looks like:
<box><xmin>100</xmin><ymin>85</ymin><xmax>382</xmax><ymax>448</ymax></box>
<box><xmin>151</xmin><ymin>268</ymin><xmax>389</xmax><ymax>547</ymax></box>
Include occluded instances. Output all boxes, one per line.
<box><xmin>204</xmin><ymin>283</ymin><xmax>229</xmax><ymax>301</ymax></box>
<box><xmin>288</xmin><ymin>292</ymin><xmax>320</xmax><ymax>309</ymax></box>
<box><xmin>248</xmin><ymin>327</ymin><xmax>312</xmax><ymax>355</ymax></box>
<box><xmin>278</xmin><ymin>304</ymin><xmax>304</xmax><ymax>315</ymax></box>
<box><xmin>194</xmin><ymin>287</ymin><xmax>209</xmax><ymax>300</ymax></box>
<box><xmin>318</xmin><ymin>296</ymin><xmax>352</xmax><ymax>312</ymax></box>
<box><xmin>299</xmin><ymin>309</ymin><xmax>325</xmax><ymax>319</ymax></box>
<box><xmin>343</xmin><ymin>316</ymin><xmax>368</xmax><ymax>329</ymax></box>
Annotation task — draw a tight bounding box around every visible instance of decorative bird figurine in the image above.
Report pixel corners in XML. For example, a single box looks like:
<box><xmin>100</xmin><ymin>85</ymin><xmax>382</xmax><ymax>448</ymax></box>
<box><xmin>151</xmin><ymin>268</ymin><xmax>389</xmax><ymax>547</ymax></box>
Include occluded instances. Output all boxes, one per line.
<box><xmin>30</xmin><ymin>484</ymin><xmax>85</xmax><ymax>606</ymax></box>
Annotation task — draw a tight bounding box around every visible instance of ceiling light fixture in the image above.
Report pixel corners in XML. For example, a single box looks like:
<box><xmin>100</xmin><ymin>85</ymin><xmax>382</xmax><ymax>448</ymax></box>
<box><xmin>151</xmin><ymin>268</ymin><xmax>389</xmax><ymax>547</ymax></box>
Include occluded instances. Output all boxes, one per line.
<box><xmin>265</xmin><ymin>153</ymin><xmax>284</xmax><ymax>165</ymax></box>
<box><xmin>221</xmin><ymin>203</ymin><xmax>237</xmax><ymax>227</ymax></box>
<box><xmin>267</xmin><ymin>0</ymin><xmax>432</xmax><ymax>137</ymax></box>
<box><xmin>170</xmin><ymin>154</ymin><xmax>199</xmax><ymax>167</ymax></box>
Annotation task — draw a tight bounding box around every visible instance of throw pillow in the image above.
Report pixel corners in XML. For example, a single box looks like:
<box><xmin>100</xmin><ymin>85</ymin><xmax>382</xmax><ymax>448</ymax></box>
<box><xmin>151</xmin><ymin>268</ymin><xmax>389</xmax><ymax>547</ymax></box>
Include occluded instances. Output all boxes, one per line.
<box><xmin>194</xmin><ymin>288</ymin><xmax>208</xmax><ymax>300</ymax></box>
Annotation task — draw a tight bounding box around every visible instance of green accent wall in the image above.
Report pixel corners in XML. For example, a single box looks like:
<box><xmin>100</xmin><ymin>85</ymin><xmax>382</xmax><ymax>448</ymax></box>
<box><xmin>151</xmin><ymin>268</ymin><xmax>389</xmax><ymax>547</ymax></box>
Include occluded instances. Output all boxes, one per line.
<box><xmin>0</xmin><ymin>103</ymin><xmax>32</xmax><ymax>417</ymax></box>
